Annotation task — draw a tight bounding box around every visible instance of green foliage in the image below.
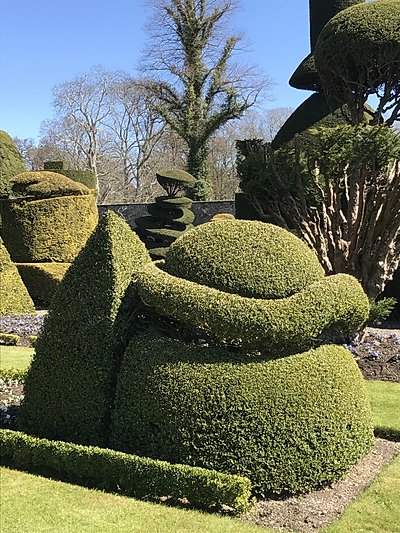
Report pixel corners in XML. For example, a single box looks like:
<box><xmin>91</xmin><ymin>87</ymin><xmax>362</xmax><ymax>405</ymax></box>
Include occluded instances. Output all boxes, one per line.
<box><xmin>270</xmin><ymin>92</ymin><xmax>343</xmax><ymax>149</ymax></box>
<box><xmin>309</xmin><ymin>0</ymin><xmax>363</xmax><ymax>50</ymax></box>
<box><xmin>289</xmin><ymin>53</ymin><xmax>321</xmax><ymax>92</ymax></box>
<box><xmin>165</xmin><ymin>220</ymin><xmax>325</xmax><ymax>299</ymax></box>
<box><xmin>0</xmin><ymin>238</ymin><xmax>35</xmax><ymax>316</ymax></box>
<box><xmin>138</xmin><ymin>263</ymin><xmax>369</xmax><ymax>354</ymax></box>
<box><xmin>43</xmin><ymin>162</ymin><xmax>97</xmax><ymax>190</ymax></box>
<box><xmin>368</xmin><ymin>297</ymin><xmax>397</xmax><ymax>326</ymax></box>
<box><xmin>156</xmin><ymin>168</ymin><xmax>197</xmax><ymax>196</ymax></box>
<box><xmin>9</xmin><ymin>171</ymin><xmax>93</xmax><ymax>200</ymax></box>
<box><xmin>136</xmin><ymin>191</ymin><xmax>196</xmax><ymax>260</ymax></box>
<box><xmin>314</xmin><ymin>0</ymin><xmax>400</xmax><ymax>119</ymax></box>
<box><xmin>20</xmin><ymin>211</ymin><xmax>151</xmax><ymax>446</ymax></box>
<box><xmin>0</xmin><ymin>429</ymin><xmax>253</xmax><ymax>514</ymax></box>
<box><xmin>0</xmin><ymin>333</ymin><xmax>20</xmax><ymax>346</ymax></box>
<box><xmin>0</xmin><ymin>131</ymin><xmax>26</xmax><ymax>198</ymax></box>
<box><xmin>17</xmin><ymin>263</ymin><xmax>70</xmax><ymax>306</ymax></box>
<box><xmin>111</xmin><ymin>336</ymin><xmax>374</xmax><ymax>496</ymax></box>
<box><xmin>0</xmin><ymin>194</ymin><xmax>98</xmax><ymax>262</ymax></box>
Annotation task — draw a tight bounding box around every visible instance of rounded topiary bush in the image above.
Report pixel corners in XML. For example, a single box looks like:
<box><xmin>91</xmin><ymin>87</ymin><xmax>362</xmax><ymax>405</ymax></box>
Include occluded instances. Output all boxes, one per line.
<box><xmin>0</xmin><ymin>171</ymin><xmax>98</xmax><ymax>262</ymax></box>
<box><xmin>164</xmin><ymin>220</ymin><xmax>325</xmax><ymax>299</ymax></box>
<box><xmin>111</xmin><ymin>335</ymin><xmax>374</xmax><ymax>496</ymax></box>
<box><xmin>314</xmin><ymin>0</ymin><xmax>400</xmax><ymax>107</ymax></box>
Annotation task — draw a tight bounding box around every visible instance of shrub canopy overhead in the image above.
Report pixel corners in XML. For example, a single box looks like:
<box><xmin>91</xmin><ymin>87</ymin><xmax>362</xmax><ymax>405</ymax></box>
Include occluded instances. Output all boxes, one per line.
<box><xmin>314</xmin><ymin>0</ymin><xmax>400</xmax><ymax>120</ymax></box>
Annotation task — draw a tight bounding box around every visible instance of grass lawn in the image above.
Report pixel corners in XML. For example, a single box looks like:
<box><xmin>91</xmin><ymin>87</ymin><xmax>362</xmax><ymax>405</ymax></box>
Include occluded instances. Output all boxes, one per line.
<box><xmin>0</xmin><ymin>467</ymin><xmax>265</xmax><ymax>533</ymax></box>
<box><xmin>366</xmin><ymin>380</ymin><xmax>400</xmax><ymax>433</ymax></box>
<box><xmin>1</xmin><ymin>455</ymin><xmax>399</xmax><ymax>533</ymax></box>
<box><xmin>325</xmin><ymin>453</ymin><xmax>400</xmax><ymax>533</ymax></box>
<box><xmin>0</xmin><ymin>346</ymin><xmax>34</xmax><ymax>369</ymax></box>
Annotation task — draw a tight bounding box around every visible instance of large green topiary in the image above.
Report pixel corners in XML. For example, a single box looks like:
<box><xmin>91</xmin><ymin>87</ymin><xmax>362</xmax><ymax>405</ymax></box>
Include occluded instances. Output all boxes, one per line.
<box><xmin>0</xmin><ymin>171</ymin><xmax>98</xmax><ymax>262</ymax></box>
<box><xmin>164</xmin><ymin>220</ymin><xmax>325</xmax><ymax>299</ymax></box>
<box><xmin>0</xmin><ymin>237</ymin><xmax>35</xmax><ymax>316</ymax></box>
<box><xmin>22</xmin><ymin>218</ymin><xmax>373</xmax><ymax>497</ymax></box>
<box><xmin>314</xmin><ymin>0</ymin><xmax>400</xmax><ymax>118</ymax></box>
<box><xmin>0</xmin><ymin>131</ymin><xmax>26</xmax><ymax>199</ymax></box>
<box><xmin>20</xmin><ymin>211</ymin><xmax>151</xmax><ymax>445</ymax></box>
<box><xmin>111</xmin><ymin>336</ymin><xmax>373</xmax><ymax>496</ymax></box>
<box><xmin>16</xmin><ymin>263</ymin><xmax>70</xmax><ymax>306</ymax></box>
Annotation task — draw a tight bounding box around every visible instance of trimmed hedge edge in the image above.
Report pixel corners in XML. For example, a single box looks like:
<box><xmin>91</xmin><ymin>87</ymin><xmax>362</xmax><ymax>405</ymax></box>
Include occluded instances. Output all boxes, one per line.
<box><xmin>374</xmin><ymin>426</ymin><xmax>400</xmax><ymax>443</ymax></box>
<box><xmin>0</xmin><ymin>368</ymin><xmax>27</xmax><ymax>382</ymax></box>
<box><xmin>0</xmin><ymin>429</ymin><xmax>253</xmax><ymax>514</ymax></box>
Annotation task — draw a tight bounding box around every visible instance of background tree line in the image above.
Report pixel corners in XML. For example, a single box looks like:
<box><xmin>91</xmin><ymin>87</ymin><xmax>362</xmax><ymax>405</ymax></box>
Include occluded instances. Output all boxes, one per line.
<box><xmin>14</xmin><ymin>65</ymin><xmax>288</xmax><ymax>204</ymax></box>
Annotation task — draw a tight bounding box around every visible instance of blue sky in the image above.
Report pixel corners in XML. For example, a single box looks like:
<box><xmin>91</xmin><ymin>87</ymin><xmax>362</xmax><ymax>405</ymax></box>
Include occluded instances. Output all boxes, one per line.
<box><xmin>0</xmin><ymin>0</ymin><xmax>311</xmax><ymax>141</ymax></box>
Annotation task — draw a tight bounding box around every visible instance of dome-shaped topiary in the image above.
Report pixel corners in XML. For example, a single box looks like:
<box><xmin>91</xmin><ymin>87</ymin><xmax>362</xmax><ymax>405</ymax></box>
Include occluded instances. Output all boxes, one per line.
<box><xmin>164</xmin><ymin>220</ymin><xmax>325</xmax><ymax>299</ymax></box>
<box><xmin>9</xmin><ymin>171</ymin><xmax>93</xmax><ymax>199</ymax></box>
<box><xmin>314</xmin><ymin>0</ymin><xmax>400</xmax><ymax>111</ymax></box>
<box><xmin>0</xmin><ymin>131</ymin><xmax>26</xmax><ymax>198</ymax></box>
<box><xmin>111</xmin><ymin>336</ymin><xmax>374</xmax><ymax>497</ymax></box>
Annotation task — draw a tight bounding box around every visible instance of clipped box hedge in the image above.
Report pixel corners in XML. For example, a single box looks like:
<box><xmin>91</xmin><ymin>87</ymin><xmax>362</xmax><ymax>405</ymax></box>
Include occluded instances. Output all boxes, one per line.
<box><xmin>20</xmin><ymin>211</ymin><xmax>151</xmax><ymax>446</ymax></box>
<box><xmin>17</xmin><ymin>263</ymin><xmax>70</xmax><ymax>306</ymax></box>
<box><xmin>0</xmin><ymin>194</ymin><xmax>98</xmax><ymax>263</ymax></box>
<box><xmin>137</xmin><ymin>263</ymin><xmax>369</xmax><ymax>353</ymax></box>
<box><xmin>0</xmin><ymin>429</ymin><xmax>253</xmax><ymax>514</ymax></box>
<box><xmin>111</xmin><ymin>336</ymin><xmax>374</xmax><ymax>496</ymax></box>
<box><xmin>0</xmin><ymin>333</ymin><xmax>20</xmax><ymax>345</ymax></box>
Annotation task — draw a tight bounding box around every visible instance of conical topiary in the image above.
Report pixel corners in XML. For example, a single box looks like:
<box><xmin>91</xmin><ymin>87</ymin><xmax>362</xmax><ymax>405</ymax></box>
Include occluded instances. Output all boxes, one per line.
<box><xmin>0</xmin><ymin>237</ymin><xmax>35</xmax><ymax>316</ymax></box>
<box><xmin>0</xmin><ymin>131</ymin><xmax>26</xmax><ymax>199</ymax></box>
<box><xmin>135</xmin><ymin>169</ymin><xmax>197</xmax><ymax>259</ymax></box>
<box><xmin>20</xmin><ymin>211</ymin><xmax>151</xmax><ymax>446</ymax></box>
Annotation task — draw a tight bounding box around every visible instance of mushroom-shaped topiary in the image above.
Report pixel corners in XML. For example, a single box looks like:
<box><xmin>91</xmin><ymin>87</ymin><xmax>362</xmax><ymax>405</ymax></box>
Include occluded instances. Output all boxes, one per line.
<box><xmin>314</xmin><ymin>0</ymin><xmax>400</xmax><ymax>123</ymax></box>
<box><xmin>136</xmin><ymin>168</ymin><xmax>197</xmax><ymax>259</ymax></box>
<box><xmin>111</xmin><ymin>220</ymin><xmax>373</xmax><ymax>496</ymax></box>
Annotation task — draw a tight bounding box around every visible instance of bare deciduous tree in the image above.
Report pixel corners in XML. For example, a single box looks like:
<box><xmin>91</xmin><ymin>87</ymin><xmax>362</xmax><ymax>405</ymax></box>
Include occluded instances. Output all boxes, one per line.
<box><xmin>141</xmin><ymin>0</ymin><xmax>271</xmax><ymax>200</ymax></box>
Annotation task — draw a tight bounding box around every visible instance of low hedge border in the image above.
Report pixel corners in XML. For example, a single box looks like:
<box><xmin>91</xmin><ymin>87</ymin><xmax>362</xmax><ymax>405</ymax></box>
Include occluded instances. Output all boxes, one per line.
<box><xmin>0</xmin><ymin>333</ymin><xmax>20</xmax><ymax>345</ymax></box>
<box><xmin>0</xmin><ymin>429</ymin><xmax>253</xmax><ymax>514</ymax></box>
<box><xmin>374</xmin><ymin>426</ymin><xmax>400</xmax><ymax>443</ymax></box>
<box><xmin>0</xmin><ymin>368</ymin><xmax>27</xmax><ymax>382</ymax></box>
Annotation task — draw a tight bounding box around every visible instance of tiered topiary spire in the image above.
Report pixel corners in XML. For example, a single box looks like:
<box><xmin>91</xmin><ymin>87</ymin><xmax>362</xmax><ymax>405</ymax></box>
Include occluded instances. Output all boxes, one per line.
<box><xmin>135</xmin><ymin>169</ymin><xmax>197</xmax><ymax>259</ymax></box>
<box><xmin>272</xmin><ymin>0</ymin><xmax>363</xmax><ymax>148</ymax></box>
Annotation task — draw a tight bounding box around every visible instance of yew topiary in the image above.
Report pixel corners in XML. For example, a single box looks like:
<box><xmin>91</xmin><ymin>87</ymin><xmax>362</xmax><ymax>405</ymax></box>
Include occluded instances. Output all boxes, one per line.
<box><xmin>0</xmin><ymin>131</ymin><xmax>26</xmax><ymax>199</ymax></box>
<box><xmin>164</xmin><ymin>220</ymin><xmax>325</xmax><ymax>299</ymax></box>
<box><xmin>16</xmin><ymin>263</ymin><xmax>70</xmax><ymax>306</ymax></box>
<box><xmin>0</xmin><ymin>171</ymin><xmax>98</xmax><ymax>262</ymax></box>
<box><xmin>20</xmin><ymin>211</ymin><xmax>151</xmax><ymax>446</ymax></box>
<box><xmin>136</xmin><ymin>169</ymin><xmax>196</xmax><ymax>259</ymax></box>
<box><xmin>111</xmin><ymin>336</ymin><xmax>373</xmax><ymax>496</ymax></box>
<box><xmin>0</xmin><ymin>237</ymin><xmax>35</xmax><ymax>316</ymax></box>
<box><xmin>314</xmin><ymin>0</ymin><xmax>400</xmax><ymax>122</ymax></box>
